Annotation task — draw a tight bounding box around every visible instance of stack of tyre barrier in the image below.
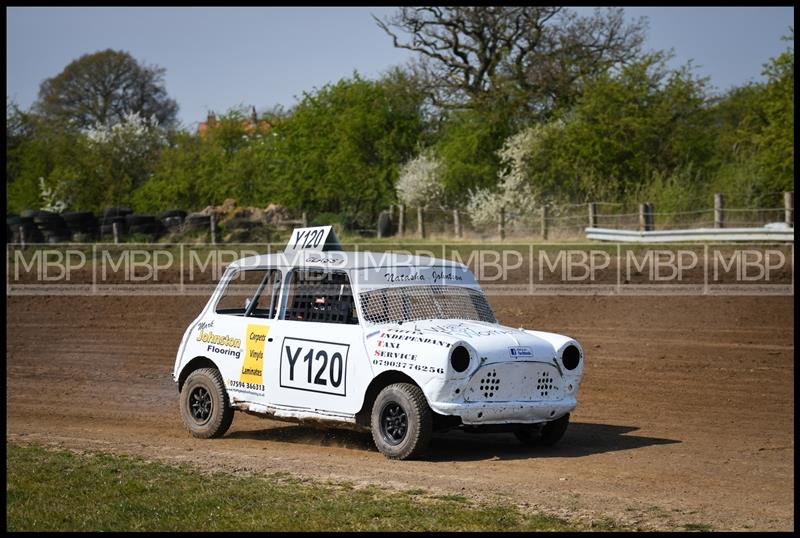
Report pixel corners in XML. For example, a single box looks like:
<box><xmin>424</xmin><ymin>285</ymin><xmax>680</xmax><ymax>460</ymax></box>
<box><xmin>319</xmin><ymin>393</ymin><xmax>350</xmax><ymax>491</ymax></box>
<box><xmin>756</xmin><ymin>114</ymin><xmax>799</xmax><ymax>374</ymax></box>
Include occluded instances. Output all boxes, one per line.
<box><xmin>62</xmin><ymin>212</ymin><xmax>100</xmax><ymax>241</ymax></box>
<box><xmin>22</xmin><ymin>210</ymin><xmax>72</xmax><ymax>243</ymax></box>
<box><xmin>125</xmin><ymin>214</ymin><xmax>166</xmax><ymax>239</ymax></box>
<box><xmin>6</xmin><ymin>214</ymin><xmax>44</xmax><ymax>243</ymax></box>
<box><xmin>100</xmin><ymin>207</ymin><xmax>133</xmax><ymax>240</ymax></box>
<box><xmin>159</xmin><ymin>209</ymin><xmax>187</xmax><ymax>233</ymax></box>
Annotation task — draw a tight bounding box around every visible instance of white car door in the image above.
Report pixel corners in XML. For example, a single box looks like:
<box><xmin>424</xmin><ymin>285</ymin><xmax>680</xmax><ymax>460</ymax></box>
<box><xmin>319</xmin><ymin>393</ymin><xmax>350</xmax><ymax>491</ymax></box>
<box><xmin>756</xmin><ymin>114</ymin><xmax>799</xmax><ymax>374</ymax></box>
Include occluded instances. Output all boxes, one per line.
<box><xmin>208</xmin><ymin>268</ymin><xmax>283</xmax><ymax>405</ymax></box>
<box><xmin>271</xmin><ymin>268</ymin><xmax>372</xmax><ymax>416</ymax></box>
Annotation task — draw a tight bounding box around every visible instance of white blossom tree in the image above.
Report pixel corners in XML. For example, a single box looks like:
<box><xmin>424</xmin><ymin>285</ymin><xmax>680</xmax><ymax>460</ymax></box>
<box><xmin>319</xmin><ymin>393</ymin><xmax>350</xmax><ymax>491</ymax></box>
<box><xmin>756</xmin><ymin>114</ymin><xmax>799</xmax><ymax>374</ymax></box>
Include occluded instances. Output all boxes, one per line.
<box><xmin>84</xmin><ymin>111</ymin><xmax>165</xmax><ymax>160</ymax></box>
<box><xmin>80</xmin><ymin>111</ymin><xmax>166</xmax><ymax>206</ymax></box>
<box><xmin>466</xmin><ymin>121</ymin><xmax>564</xmax><ymax>228</ymax></box>
<box><xmin>395</xmin><ymin>150</ymin><xmax>446</xmax><ymax>208</ymax></box>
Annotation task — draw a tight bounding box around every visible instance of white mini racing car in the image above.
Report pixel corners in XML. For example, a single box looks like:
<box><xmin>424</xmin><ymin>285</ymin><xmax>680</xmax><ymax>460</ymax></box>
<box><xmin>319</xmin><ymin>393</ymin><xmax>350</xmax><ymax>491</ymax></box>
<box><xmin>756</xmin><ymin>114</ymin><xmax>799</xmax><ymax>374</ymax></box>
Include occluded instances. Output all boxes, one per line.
<box><xmin>174</xmin><ymin>226</ymin><xmax>584</xmax><ymax>459</ymax></box>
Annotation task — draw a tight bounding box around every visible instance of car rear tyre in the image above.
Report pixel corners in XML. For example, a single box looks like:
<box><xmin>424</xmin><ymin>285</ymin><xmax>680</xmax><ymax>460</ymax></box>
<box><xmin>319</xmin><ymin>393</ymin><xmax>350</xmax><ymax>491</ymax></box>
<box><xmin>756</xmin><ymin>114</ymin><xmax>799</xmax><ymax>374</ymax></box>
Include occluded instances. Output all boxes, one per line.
<box><xmin>179</xmin><ymin>367</ymin><xmax>234</xmax><ymax>439</ymax></box>
<box><xmin>371</xmin><ymin>383</ymin><xmax>432</xmax><ymax>460</ymax></box>
<box><xmin>514</xmin><ymin>413</ymin><xmax>570</xmax><ymax>446</ymax></box>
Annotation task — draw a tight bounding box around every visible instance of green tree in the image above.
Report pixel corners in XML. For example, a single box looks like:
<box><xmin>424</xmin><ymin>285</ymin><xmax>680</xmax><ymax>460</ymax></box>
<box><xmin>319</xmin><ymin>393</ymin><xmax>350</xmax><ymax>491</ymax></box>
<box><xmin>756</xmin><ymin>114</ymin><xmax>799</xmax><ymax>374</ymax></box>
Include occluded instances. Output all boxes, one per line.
<box><xmin>34</xmin><ymin>49</ymin><xmax>178</xmax><ymax>130</ymax></box>
<box><xmin>133</xmin><ymin>131</ymin><xmax>204</xmax><ymax>212</ymax></box>
<box><xmin>705</xmin><ymin>84</ymin><xmax>769</xmax><ymax>206</ymax></box>
<box><xmin>6</xmin><ymin>99</ymin><xmax>35</xmax><ymax>203</ymax></box>
<box><xmin>706</xmin><ymin>29</ymin><xmax>793</xmax><ymax>206</ymax></box>
<box><xmin>268</xmin><ymin>73</ymin><xmax>425</xmax><ymax>225</ymax></box>
<box><xmin>539</xmin><ymin>53</ymin><xmax>715</xmax><ymax>202</ymax></box>
<box><xmin>7</xmin><ymin>109</ymin><xmax>169</xmax><ymax>214</ymax></box>
<box><xmin>433</xmin><ymin>105</ymin><xmax>517</xmax><ymax>205</ymax></box>
<box><xmin>6</xmin><ymin>102</ymin><xmax>87</xmax><ymax>212</ymax></box>
<box><xmin>755</xmin><ymin>30</ymin><xmax>794</xmax><ymax>190</ymax></box>
<box><xmin>134</xmin><ymin>108</ymin><xmax>271</xmax><ymax>211</ymax></box>
<box><xmin>56</xmin><ymin>112</ymin><xmax>166</xmax><ymax>210</ymax></box>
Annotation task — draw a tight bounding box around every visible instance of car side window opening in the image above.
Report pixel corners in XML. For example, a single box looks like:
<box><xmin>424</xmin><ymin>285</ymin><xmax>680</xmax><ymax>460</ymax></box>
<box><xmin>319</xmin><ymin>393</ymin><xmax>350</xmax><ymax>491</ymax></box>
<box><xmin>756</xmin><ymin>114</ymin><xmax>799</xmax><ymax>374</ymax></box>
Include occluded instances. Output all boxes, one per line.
<box><xmin>283</xmin><ymin>269</ymin><xmax>358</xmax><ymax>324</ymax></box>
<box><xmin>215</xmin><ymin>269</ymin><xmax>282</xmax><ymax>318</ymax></box>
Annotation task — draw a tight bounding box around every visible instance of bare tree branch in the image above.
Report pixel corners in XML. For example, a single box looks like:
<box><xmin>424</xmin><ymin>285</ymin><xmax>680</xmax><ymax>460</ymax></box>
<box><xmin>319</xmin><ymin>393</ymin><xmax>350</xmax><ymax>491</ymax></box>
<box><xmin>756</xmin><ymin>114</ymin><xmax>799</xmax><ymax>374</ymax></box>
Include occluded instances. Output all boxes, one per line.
<box><xmin>375</xmin><ymin>6</ymin><xmax>647</xmax><ymax>117</ymax></box>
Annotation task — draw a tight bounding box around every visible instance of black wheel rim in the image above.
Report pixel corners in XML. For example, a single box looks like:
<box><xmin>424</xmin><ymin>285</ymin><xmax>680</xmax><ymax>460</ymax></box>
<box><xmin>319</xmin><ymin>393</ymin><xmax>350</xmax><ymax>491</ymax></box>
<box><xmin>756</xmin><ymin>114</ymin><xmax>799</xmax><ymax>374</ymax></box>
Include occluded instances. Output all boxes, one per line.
<box><xmin>189</xmin><ymin>386</ymin><xmax>213</xmax><ymax>424</ymax></box>
<box><xmin>380</xmin><ymin>401</ymin><xmax>408</xmax><ymax>446</ymax></box>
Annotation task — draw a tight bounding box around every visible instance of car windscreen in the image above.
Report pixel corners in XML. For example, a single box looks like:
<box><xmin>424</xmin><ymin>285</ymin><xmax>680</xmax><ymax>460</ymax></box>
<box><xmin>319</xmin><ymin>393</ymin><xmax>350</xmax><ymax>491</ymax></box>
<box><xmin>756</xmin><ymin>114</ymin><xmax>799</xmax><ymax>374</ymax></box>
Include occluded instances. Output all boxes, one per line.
<box><xmin>358</xmin><ymin>285</ymin><xmax>497</xmax><ymax>325</ymax></box>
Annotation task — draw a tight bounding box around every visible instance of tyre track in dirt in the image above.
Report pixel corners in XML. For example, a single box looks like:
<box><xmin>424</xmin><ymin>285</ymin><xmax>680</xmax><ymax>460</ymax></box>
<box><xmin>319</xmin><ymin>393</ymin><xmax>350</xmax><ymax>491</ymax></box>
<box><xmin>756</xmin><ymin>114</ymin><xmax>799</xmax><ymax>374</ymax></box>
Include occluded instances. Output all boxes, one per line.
<box><xmin>6</xmin><ymin>294</ymin><xmax>794</xmax><ymax>531</ymax></box>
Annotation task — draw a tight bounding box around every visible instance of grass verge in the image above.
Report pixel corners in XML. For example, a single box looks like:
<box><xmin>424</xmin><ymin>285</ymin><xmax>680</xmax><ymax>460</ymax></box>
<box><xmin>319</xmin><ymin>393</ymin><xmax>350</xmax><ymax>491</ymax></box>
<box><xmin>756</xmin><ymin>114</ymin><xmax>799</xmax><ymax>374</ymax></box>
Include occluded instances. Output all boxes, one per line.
<box><xmin>7</xmin><ymin>441</ymin><xmax>586</xmax><ymax>531</ymax></box>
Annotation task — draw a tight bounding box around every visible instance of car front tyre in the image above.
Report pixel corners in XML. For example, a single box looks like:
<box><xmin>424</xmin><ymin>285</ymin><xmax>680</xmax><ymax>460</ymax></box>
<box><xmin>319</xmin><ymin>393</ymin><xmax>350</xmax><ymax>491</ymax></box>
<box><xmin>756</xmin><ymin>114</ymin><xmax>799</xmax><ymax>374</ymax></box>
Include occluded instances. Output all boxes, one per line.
<box><xmin>179</xmin><ymin>367</ymin><xmax>234</xmax><ymax>439</ymax></box>
<box><xmin>515</xmin><ymin>413</ymin><xmax>570</xmax><ymax>446</ymax></box>
<box><xmin>371</xmin><ymin>383</ymin><xmax>432</xmax><ymax>460</ymax></box>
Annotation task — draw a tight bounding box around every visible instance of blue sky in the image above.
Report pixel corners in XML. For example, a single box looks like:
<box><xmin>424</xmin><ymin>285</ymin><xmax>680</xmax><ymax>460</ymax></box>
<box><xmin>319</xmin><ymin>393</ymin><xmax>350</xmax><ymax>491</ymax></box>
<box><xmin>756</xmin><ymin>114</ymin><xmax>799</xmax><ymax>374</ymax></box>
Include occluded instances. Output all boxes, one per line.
<box><xmin>6</xmin><ymin>7</ymin><xmax>794</xmax><ymax>129</ymax></box>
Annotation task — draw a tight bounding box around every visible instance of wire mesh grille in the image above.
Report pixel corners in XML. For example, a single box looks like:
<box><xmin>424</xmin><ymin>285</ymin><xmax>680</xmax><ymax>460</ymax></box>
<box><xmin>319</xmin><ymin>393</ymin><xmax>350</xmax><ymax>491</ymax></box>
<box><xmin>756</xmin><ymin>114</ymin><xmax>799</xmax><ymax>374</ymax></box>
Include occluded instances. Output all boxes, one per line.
<box><xmin>358</xmin><ymin>285</ymin><xmax>497</xmax><ymax>325</ymax></box>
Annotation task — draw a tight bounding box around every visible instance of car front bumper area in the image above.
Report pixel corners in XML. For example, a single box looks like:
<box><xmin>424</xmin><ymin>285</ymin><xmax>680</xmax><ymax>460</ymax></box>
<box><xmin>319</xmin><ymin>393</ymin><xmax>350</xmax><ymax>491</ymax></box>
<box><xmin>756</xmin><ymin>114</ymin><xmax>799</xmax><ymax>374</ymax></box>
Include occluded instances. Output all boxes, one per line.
<box><xmin>430</xmin><ymin>397</ymin><xmax>577</xmax><ymax>425</ymax></box>
<box><xmin>425</xmin><ymin>360</ymin><xmax>580</xmax><ymax>425</ymax></box>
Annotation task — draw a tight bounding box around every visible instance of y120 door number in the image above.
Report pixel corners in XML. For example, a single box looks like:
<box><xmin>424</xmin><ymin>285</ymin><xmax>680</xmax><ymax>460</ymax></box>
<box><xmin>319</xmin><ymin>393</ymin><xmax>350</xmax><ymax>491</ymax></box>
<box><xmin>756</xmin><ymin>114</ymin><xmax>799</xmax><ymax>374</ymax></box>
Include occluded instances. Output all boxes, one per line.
<box><xmin>279</xmin><ymin>337</ymin><xmax>349</xmax><ymax>396</ymax></box>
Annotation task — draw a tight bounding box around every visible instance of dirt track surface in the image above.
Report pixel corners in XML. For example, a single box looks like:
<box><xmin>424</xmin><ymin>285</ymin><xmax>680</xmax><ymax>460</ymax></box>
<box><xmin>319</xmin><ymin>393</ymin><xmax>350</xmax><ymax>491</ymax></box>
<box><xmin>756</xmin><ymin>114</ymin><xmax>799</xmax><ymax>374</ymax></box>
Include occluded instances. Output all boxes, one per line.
<box><xmin>6</xmin><ymin>293</ymin><xmax>794</xmax><ymax>531</ymax></box>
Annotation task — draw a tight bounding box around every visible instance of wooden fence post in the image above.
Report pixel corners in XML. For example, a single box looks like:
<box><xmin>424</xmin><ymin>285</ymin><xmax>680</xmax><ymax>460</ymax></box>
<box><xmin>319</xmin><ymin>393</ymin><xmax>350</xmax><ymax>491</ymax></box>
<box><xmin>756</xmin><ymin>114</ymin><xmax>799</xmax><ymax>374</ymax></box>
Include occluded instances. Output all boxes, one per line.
<box><xmin>785</xmin><ymin>191</ymin><xmax>794</xmax><ymax>227</ymax></box>
<box><xmin>417</xmin><ymin>206</ymin><xmax>425</xmax><ymax>239</ymax></box>
<box><xmin>588</xmin><ymin>202</ymin><xmax>597</xmax><ymax>228</ymax></box>
<box><xmin>210</xmin><ymin>214</ymin><xmax>217</xmax><ymax>244</ymax></box>
<box><xmin>541</xmin><ymin>206</ymin><xmax>548</xmax><ymax>240</ymax></box>
<box><xmin>646</xmin><ymin>202</ymin><xmax>655</xmax><ymax>231</ymax></box>
<box><xmin>453</xmin><ymin>209</ymin><xmax>462</xmax><ymax>238</ymax></box>
<box><xmin>498</xmin><ymin>207</ymin><xmax>506</xmax><ymax>240</ymax></box>
<box><xmin>398</xmin><ymin>205</ymin><xmax>405</xmax><ymax>237</ymax></box>
<box><xmin>112</xmin><ymin>222</ymin><xmax>120</xmax><ymax>244</ymax></box>
<box><xmin>714</xmin><ymin>193</ymin><xmax>724</xmax><ymax>229</ymax></box>
<box><xmin>638</xmin><ymin>203</ymin><xmax>647</xmax><ymax>232</ymax></box>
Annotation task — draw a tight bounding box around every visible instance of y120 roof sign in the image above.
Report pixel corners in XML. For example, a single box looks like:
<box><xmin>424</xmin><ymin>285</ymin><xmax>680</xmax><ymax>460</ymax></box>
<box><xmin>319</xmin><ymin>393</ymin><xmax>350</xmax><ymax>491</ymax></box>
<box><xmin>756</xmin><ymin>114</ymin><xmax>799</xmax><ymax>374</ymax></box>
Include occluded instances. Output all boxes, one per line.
<box><xmin>285</xmin><ymin>225</ymin><xmax>342</xmax><ymax>253</ymax></box>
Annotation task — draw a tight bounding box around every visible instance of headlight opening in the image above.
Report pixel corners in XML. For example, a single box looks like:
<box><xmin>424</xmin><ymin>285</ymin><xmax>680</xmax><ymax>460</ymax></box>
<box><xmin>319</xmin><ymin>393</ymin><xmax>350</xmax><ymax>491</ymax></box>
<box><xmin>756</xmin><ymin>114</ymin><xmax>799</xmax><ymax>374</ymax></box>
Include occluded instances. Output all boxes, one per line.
<box><xmin>561</xmin><ymin>345</ymin><xmax>581</xmax><ymax>370</ymax></box>
<box><xmin>450</xmin><ymin>345</ymin><xmax>471</xmax><ymax>373</ymax></box>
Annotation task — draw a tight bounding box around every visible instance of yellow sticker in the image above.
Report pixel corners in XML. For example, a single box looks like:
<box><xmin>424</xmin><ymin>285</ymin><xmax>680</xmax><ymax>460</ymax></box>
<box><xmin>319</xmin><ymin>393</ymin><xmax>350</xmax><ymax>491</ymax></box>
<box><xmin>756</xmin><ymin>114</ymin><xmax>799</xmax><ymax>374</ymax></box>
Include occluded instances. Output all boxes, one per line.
<box><xmin>241</xmin><ymin>324</ymin><xmax>269</xmax><ymax>384</ymax></box>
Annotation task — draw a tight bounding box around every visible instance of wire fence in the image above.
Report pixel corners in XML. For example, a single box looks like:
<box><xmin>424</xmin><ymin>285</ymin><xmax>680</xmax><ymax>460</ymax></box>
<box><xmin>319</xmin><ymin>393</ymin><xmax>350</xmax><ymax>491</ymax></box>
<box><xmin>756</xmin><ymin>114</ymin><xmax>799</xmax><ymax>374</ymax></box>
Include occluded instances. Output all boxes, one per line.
<box><xmin>7</xmin><ymin>192</ymin><xmax>793</xmax><ymax>245</ymax></box>
<box><xmin>383</xmin><ymin>191</ymin><xmax>794</xmax><ymax>241</ymax></box>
